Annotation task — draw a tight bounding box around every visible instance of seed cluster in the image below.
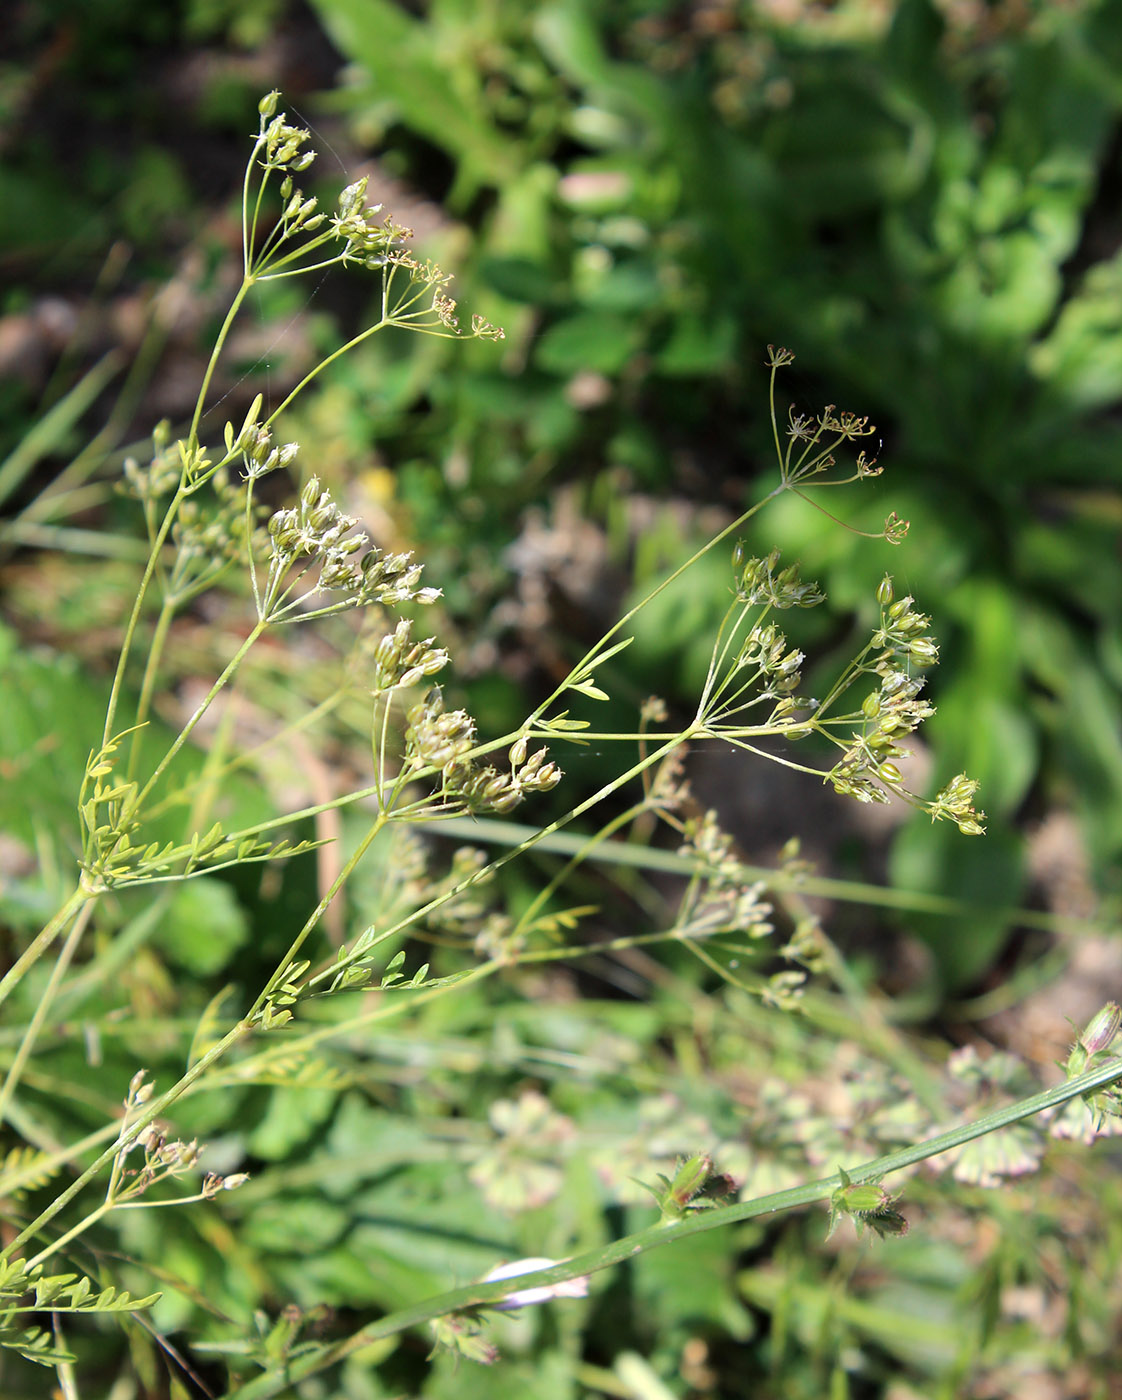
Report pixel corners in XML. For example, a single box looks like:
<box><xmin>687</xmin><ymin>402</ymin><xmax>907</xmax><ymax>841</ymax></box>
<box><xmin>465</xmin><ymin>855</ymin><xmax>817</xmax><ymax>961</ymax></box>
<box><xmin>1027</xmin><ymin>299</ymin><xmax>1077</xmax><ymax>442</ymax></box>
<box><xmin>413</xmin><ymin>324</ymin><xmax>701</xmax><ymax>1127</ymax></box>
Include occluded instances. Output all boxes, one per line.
<box><xmin>404</xmin><ymin>691</ymin><xmax>562</xmax><ymax>814</ymax></box>
<box><xmin>263</xmin><ymin>476</ymin><xmax>439</xmax><ymax>620</ymax></box>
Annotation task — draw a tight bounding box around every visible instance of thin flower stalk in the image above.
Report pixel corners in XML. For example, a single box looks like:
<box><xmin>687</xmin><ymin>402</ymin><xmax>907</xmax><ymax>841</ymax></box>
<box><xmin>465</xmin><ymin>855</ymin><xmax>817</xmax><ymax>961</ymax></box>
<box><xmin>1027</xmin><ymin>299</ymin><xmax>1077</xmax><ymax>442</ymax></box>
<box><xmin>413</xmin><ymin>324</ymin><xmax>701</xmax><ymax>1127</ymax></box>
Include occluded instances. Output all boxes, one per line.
<box><xmin>223</xmin><ymin>1054</ymin><xmax>1122</xmax><ymax>1400</ymax></box>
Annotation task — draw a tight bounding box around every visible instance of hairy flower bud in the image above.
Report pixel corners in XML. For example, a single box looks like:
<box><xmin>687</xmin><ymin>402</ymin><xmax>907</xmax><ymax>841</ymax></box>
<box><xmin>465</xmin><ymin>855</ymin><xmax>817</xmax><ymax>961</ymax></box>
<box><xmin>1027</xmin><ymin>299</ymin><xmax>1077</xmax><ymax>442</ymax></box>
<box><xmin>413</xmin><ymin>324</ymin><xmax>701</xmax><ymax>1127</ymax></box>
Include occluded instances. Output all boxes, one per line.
<box><xmin>1081</xmin><ymin>1002</ymin><xmax>1122</xmax><ymax>1056</ymax></box>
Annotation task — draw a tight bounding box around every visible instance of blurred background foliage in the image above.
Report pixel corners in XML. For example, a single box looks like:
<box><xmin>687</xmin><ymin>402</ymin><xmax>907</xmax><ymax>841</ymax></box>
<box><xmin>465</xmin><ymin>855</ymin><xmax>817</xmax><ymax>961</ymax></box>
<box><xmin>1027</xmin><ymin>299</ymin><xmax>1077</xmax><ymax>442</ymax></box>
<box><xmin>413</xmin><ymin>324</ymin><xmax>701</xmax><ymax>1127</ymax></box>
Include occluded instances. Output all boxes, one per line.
<box><xmin>3</xmin><ymin>0</ymin><xmax>1122</xmax><ymax>1396</ymax></box>
<box><xmin>4</xmin><ymin>0</ymin><xmax>1121</xmax><ymax>986</ymax></box>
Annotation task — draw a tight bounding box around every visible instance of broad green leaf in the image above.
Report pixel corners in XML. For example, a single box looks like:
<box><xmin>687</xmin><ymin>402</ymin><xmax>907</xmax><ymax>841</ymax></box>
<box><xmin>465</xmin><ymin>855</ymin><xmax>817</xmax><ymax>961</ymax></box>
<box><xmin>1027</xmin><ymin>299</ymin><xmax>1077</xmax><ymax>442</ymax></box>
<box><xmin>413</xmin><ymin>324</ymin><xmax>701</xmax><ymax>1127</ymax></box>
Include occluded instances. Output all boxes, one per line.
<box><xmin>535</xmin><ymin>312</ymin><xmax>641</xmax><ymax>375</ymax></box>
<box><xmin>307</xmin><ymin>0</ymin><xmax>519</xmax><ymax>194</ymax></box>
<box><xmin>247</xmin><ymin>1085</ymin><xmax>340</xmax><ymax>1161</ymax></box>
<box><xmin>157</xmin><ymin>876</ymin><xmax>248</xmax><ymax>975</ymax></box>
<box><xmin>242</xmin><ymin>1197</ymin><xmax>349</xmax><ymax>1255</ymax></box>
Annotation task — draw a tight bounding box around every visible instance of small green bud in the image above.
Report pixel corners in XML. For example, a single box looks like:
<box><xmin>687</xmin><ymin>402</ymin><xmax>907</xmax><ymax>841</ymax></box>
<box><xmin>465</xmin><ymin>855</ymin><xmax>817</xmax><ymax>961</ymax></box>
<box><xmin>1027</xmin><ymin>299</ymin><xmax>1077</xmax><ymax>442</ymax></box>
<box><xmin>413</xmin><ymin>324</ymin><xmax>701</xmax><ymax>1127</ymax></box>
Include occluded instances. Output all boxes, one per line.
<box><xmin>667</xmin><ymin>1154</ymin><xmax>712</xmax><ymax>1211</ymax></box>
<box><xmin>878</xmin><ymin>761</ymin><xmax>902</xmax><ymax>784</ymax></box>
<box><xmin>861</xmin><ymin>691</ymin><xmax>882</xmax><ymax>719</ymax></box>
<box><xmin>259</xmin><ymin>91</ymin><xmax>279</xmax><ymax>117</ymax></box>
<box><xmin>430</xmin><ymin>1312</ymin><xmax>498</xmax><ymax>1364</ymax></box>
<box><xmin>876</xmin><ymin>575</ymin><xmax>894</xmax><ymax>606</ymax></box>
<box><xmin>827</xmin><ymin>1166</ymin><xmax>907</xmax><ymax>1239</ymax></box>
<box><xmin>837</xmin><ymin>1181</ymin><xmax>889</xmax><ymax>1214</ymax></box>
<box><xmin>732</xmin><ymin>539</ymin><xmax>747</xmax><ymax>571</ymax></box>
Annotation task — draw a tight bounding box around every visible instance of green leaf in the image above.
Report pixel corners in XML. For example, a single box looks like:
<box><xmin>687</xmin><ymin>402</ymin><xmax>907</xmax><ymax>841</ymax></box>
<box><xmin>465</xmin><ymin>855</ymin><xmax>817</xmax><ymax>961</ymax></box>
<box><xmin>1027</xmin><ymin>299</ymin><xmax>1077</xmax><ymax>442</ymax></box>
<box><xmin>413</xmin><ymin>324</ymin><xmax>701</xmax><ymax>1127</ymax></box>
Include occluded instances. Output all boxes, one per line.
<box><xmin>247</xmin><ymin>1085</ymin><xmax>340</xmax><ymax>1161</ymax></box>
<box><xmin>0</xmin><ymin>352</ymin><xmax>123</xmax><ymax>507</ymax></box>
<box><xmin>307</xmin><ymin>0</ymin><xmax>519</xmax><ymax>195</ymax></box>
<box><xmin>535</xmin><ymin>312</ymin><xmax>641</xmax><ymax>376</ymax></box>
<box><xmin>479</xmin><ymin>255</ymin><xmax>560</xmax><ymax>306</ymax></box>
<box><xmin>0</xmin><ymin>1325</ymin><xmax>76</xmax><ymax>1367</ymax></box>
<box><xmin>657</xmin><ymin>313</ymin><xmax>736</xmax><ymax>376</ymax></box>
<box><xmin>1032</xmin><ymin>253</ymin><xmax>1122</xmax><ymax>408</ymax></box>
<box><xmin>157</xmin><ymin>876</ymin><xmax>248</xmax><ymax>976</ymax></box>
<box><xmin>889</xmin><ymin>820</ymin><xmax>1025</xmax><ymax>990</ymax></box>
<box><xmin>242</xmin><ymin>1198</ymin><xmax>349</xmax><ymax>1256</ymax></box>
<box><xmin>635</xmin><ymin>1227</ymin><xmax>751</xmax><ymax>1338</ymax></box>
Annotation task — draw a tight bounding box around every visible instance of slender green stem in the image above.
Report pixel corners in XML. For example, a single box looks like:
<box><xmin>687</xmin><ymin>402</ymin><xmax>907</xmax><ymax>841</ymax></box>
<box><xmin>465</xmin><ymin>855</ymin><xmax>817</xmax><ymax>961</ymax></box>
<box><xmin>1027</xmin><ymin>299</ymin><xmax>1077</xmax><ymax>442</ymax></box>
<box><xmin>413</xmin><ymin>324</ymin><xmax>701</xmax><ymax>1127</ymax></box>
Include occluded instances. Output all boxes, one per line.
<box><xmin>142</xmin><ymin>690</ymin><xmax>345</xmax><ymax>823</ymax></box>
<box><xmin>257</xmin><ymin>255</ymin><xmax>347</xmax><ymax>281</ymax></box>
<box><xmin>25</xmin><ymin>1197</ymin><xmax>116</xmax><ymax>1272</ymax></box>
<box><xmin>225</xmin><ymin>1055</ymin><xmax>1122</xmax><ymax>1399</ymax></box>
<box><xmin>813</xmin><ymin>641</ymin><xmax>878</xmax><ymax>721</ymax></box>
<box><xmin>789</xmin><ymin>484</ymin><xmax>889</xmax><ymax>539</ymax></box>
<box><xmin>516</xmin><ymin>924</ymin><xmax>712</xmax><ymax>964</ymax></box>
<box><xmin>249</xmin><ymin>810</ymin><xmax>390</xmax><ymax>1016</ymax></box>
<box><xmin>768</xmin><ymin>360</ymin><xmax>786</xmax><ymax>478</ymax></box>
<box><xmin>101</xmin><ymin>483</ymin><xmax>187</xmax><ymax>749</ymax></box>
<box><xmin>0</xmin><ymin>900</ymin><xmax>96</xmax><ymax>1125</ymax></box>
<box><xmin>242</xmin><ymin>140</ymin><xmax>262</xmax><ymax>276</ymax></box>
<box><xmin>374</xmin><ymin>697</ymin><xmax>393</xmax><ymax>809</ymax></box>
<box><xmin>248</xmin><ymin>196</ymin><xmax>295</xmax><ymax>270</ymax></box>
<box><xmin>188</xmin><ymin>280</ymin><xmax>254</xmax><ymax>449</ymax></box>
<box><xmin>114</xmin><ymin>1190</ymin><xmax>216</xmax><ymax>1210</ymax></box>
<box><xmin>128</xmin><ymin>618</ymin><xmax>267</xmax><ymax>817</ymax></box>
<box><xmin>0</xmin><ymin>1119</ymin><xmax>121</xmax><ymax>1200</ymax></box>
<box><xmin>695</xmin><ymin>600</ymin><xmax>742</xmax><ymax>718</ymax></box>
<box><xmin>790</xmin><ymin>430</ymin><xmax>845</xmax><ymax>482</ymax></box>
<box><xmin>247</xmin><ymin>170</ymin><xmax>270</xmax><ymax>271</ymax></box>
<box><xmin>258</xmin><ymin>317</ymin><xmax>390</xmax><ymax>431</ymax></box>
<box><xmin>245</xmin><ymin>478</ymin><xmax>262</xmax><ymax>616</ymax></box>
<box><xmin>253</xmin><ymin>231</ymin><xmax>336</xmax><ymax>278</ymax></box>
<box><xmin>372</xmin><ymin>734</ymin><xmax>694</xmax><ymax>965</ymax></box>
<box><xmin>0</xmin><ymin>1019</ymin><xmax>253</xmax><ymax>1263</ymax></box>
<box><xmin>512</xmin><ymin>795</ymin><xmax>658</xmax><ymax>939</ymax></box>
<box><xmin>125</xmin><ymin>596</ymin><xmax>176</xmax><ymax>785</ymax></box>
<box><xmin>532</xmin><ymin>489</ymin><xmax>782</xmax><ymax>726</ymax></box>
<box><xmin>0</xmin><ymin>888</ymin><xmax>90</xmax><ymax>1012</ymax></box>
<box><xmin>228</xmin><ymin>961</ymin><xmax>501</xmax><ymax>1076</ymax></box>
